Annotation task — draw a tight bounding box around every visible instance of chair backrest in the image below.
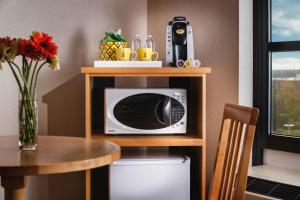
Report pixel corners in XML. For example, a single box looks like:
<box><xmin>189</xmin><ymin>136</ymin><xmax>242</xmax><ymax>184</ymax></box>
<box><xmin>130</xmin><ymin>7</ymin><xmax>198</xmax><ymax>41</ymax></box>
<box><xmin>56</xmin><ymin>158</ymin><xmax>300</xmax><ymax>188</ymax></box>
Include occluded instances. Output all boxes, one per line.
<box><xmin>209</xmin><ymin>104</ymin><xmax>259</xmax><ymax>200</ymax></box>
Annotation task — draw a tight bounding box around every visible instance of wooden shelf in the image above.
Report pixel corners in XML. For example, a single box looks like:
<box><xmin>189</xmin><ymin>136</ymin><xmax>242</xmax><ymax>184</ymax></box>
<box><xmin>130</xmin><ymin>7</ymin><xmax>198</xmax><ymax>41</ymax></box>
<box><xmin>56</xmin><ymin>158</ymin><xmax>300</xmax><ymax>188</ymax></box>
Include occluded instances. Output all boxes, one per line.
<box><xmin>91</xmin><ymin>134</ymin><xmax>204</xmax><ymax>147</ymax></box>
<box><xmin>83</xmin><ymin>65</ymin><xmax>209</xmax><ymax>200</ymax></box>
<box><xmin>81</xmin><ymin>67</ymin><xmax>211</xmax><ymax>77</ymax></box>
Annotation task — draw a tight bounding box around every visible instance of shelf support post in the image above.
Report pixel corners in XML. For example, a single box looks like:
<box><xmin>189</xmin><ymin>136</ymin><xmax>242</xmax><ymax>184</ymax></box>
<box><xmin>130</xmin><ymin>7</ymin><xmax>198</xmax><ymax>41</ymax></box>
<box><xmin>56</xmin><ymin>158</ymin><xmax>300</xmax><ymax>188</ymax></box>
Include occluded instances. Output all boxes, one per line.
<box><xmin>85</xmin><ymin>73</ymin><xmax>92</xmax><ymax>200</ymax></box>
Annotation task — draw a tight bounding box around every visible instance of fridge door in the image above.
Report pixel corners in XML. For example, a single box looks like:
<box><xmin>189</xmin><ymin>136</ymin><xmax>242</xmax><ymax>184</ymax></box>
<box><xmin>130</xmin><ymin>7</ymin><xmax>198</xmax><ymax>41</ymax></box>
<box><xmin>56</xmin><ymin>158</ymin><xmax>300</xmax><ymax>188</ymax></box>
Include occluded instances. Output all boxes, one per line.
<box><xmin>109</xmin><ymin>156</ymin><xmax>190</xmax><ymax>200</ymax></box>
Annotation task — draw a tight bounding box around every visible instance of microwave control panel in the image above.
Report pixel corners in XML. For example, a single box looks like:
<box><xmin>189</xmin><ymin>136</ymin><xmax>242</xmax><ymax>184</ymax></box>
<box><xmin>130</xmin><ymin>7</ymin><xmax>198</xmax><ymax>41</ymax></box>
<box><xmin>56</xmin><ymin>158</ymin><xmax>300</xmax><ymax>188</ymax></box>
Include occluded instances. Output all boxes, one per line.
<box><xmin>171</xmin><ymin>93</ymin><xmax>186</xmax><ymax>126</ymax></box>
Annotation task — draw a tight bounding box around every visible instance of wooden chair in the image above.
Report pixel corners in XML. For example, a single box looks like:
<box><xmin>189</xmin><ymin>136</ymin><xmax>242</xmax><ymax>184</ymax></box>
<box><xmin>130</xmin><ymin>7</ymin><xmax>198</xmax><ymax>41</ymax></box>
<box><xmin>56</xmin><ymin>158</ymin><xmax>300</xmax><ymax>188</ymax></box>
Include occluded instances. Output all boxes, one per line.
<box><xmin>209</xmin><ymin>104</ymin><xmax>259</xmax><ymax>200</ymax></box>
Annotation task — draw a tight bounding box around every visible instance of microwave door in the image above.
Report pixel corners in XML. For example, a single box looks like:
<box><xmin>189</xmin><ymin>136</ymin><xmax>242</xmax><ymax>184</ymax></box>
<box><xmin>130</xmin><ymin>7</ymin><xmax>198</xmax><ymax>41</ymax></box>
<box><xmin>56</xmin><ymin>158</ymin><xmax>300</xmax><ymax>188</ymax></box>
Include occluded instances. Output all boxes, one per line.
<box><xmin>113</xmin><ymin>94</ymin><xmax>170</xmax><ymax>130</ymax></box>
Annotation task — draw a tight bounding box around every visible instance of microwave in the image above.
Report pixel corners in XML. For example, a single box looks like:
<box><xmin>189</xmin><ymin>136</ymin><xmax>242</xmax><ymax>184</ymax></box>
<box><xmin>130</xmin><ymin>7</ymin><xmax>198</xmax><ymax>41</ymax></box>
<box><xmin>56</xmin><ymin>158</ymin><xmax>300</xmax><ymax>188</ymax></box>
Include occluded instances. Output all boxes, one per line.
<box><xmin>105</xmin><ymin>88</ymin><xmax>187</xmax><ymax>134</ymax></box>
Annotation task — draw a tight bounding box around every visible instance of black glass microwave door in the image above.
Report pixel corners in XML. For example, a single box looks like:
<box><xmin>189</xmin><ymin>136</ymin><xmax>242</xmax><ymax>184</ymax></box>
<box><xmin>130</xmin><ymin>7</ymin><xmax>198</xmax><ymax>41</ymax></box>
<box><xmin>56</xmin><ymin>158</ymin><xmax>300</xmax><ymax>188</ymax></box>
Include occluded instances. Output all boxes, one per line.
<box><xmin>113</xmin><ymin>93</ymin><xmax>170</xmax><ymax>130</ymax></box>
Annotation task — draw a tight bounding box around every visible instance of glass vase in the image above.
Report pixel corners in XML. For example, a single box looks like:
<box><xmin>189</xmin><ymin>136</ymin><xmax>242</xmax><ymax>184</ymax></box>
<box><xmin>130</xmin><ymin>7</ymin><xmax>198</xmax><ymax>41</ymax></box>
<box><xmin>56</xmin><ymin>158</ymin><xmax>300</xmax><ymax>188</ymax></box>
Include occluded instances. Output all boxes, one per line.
<box><xmin>19</xmin><ymin>97</ymin><xmax>38</xmax><ymax>150</ymax></box>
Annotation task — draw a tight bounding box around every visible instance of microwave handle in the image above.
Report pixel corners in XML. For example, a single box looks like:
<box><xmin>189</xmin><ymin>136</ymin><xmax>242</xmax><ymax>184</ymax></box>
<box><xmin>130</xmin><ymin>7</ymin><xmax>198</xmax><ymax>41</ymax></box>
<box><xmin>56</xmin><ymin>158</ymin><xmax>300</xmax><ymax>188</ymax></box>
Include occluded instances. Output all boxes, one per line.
<box><xmin>162</xmin><ymin>97</ymin><xmax>171</xmax><ymax>126</ymax></box>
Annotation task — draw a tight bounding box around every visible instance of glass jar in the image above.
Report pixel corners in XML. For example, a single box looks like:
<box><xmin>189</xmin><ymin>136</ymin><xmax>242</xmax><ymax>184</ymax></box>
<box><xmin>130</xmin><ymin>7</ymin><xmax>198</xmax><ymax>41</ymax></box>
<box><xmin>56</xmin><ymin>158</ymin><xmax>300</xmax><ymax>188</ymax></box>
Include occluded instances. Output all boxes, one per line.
<box><xmin>19</xmin><ymin>96</ymin><xmax>38</xmax><ymax>150</ymax></box>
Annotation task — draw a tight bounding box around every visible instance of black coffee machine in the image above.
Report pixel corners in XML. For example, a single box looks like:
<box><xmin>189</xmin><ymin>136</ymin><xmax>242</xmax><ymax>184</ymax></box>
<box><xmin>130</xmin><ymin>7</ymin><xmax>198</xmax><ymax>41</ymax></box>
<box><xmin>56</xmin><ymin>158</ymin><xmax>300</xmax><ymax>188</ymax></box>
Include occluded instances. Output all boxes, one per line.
<box><xmin>166</xmin><ymin>16</ymin><xmax>195</xmax><ymax>67</ymax></box>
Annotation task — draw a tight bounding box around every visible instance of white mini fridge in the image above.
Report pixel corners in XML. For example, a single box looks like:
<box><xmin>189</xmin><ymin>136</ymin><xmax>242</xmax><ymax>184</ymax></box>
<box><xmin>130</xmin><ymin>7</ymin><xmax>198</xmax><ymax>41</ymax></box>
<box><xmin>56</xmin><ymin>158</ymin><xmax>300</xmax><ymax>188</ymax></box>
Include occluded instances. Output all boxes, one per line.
<box><xmin>109</xmin><ymin>154</ymin><xmax>190</xmax><ymax>200</ymax></box>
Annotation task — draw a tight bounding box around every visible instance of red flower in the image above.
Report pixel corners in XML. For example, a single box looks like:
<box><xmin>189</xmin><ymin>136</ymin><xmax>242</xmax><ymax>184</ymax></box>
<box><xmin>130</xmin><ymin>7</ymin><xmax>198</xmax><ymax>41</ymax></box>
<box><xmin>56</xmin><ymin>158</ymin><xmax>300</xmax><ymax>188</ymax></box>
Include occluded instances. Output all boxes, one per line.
<box><xmin>18</xmin><ymin>39</ymin><xmax>41</xmax><ymax>60</ymax></box>
<box><xmin>0</xmin><ymin>37</ymin><xmax>16</xmax><ymax>46</ymax></box>
<box><xmin>30</xmin><ymin>32</ymin><xmax>57</xmax><ymax>58</ymax></box>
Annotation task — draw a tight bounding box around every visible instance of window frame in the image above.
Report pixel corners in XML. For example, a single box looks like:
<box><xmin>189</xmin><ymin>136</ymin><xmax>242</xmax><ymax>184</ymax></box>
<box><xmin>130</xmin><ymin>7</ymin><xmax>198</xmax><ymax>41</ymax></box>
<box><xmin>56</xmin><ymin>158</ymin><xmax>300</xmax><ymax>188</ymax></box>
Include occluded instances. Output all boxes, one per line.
<box><xmin>253</xmin><ymin>0</ymin><xmax>300</xmax><ymax>165</ymax></box>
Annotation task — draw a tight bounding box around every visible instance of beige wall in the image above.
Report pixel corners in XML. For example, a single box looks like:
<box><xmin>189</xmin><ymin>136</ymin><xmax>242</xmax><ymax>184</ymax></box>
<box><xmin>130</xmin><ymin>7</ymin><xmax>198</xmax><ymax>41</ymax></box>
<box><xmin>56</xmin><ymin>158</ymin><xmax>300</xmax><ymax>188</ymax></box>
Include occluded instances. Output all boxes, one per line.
<box><xmin>147</xmin><ymin>0</ymin><xmax>239</xmax><ymax>187</ymax></box>
<box><xmin>0</xmin><ymin>0</ymin><xmax>147</xmax><ymax>199</ymax></box>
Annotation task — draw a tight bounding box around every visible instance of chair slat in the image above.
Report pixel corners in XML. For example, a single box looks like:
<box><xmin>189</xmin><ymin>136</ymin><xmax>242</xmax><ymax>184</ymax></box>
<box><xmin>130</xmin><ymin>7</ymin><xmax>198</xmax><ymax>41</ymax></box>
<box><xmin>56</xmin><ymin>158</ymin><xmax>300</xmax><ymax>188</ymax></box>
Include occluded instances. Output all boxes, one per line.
<box><xmin>235</xmin><ymin>125</ymin><xmax>257</xmax><ymax>199</ymax></box>
<box><xmin>209</xmin><ymin>119</ymin><xmax>232</xmax><ymax>200</ymax></box>
<box><xmin>220</xmin><ymin>120</ymin><xmax>238</xmax><ymax>199</ymax></box>
<box><xmin>226</xmin><ymin>122</ymin><xmax>244</xmax><ymax>200</ymax></box>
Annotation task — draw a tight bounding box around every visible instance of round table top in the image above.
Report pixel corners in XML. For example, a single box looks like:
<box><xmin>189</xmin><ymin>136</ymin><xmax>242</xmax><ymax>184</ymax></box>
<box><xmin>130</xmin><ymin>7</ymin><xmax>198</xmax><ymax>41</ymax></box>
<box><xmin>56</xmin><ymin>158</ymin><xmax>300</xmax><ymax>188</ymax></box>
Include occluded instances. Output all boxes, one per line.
<box><xmin>0</xmin><ymin>136</ymin><xmax>120</xmax><ymax>176</ymax></box>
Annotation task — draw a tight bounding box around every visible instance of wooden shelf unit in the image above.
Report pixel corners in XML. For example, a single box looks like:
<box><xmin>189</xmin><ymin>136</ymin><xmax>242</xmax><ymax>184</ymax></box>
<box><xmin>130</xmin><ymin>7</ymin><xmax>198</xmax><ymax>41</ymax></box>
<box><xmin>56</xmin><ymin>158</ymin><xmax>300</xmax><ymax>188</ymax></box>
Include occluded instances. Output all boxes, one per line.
<box><xmin>81</xmin><ymin>66</ymin><xmax>211</xmax><ymax>200</ymax></box>
<box><xmin>91</xmin><ymin>134</ymin><xmax>204</xmax><ymax>147</ymax></box>
<box><xmin>81</xmin><ymin>67</ymin><xmax>211</xmax><ymax>77</ymax></box>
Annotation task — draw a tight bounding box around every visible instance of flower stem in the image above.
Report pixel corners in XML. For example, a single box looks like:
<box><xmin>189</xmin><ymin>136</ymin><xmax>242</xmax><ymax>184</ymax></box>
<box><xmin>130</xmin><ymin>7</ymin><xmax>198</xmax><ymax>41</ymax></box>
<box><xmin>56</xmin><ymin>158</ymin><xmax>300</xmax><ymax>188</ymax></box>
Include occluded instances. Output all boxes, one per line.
<box><xmin>29</xmin><ymin>60</ymin><xmax>39</xmax><ymax>96</ymax></box>
<box><xmin>32</xmin><ymin>61</ymin><xmax>47</xmax><ymax>97</ymax></box>
<box><xmin>7</xmin><ymin>62</ymin><xmax>23</xmax><ymax>93</ymax></box>
<box><xmin>24</xmin><ymin>57</ymin><xmax>30</xmax><ymax>81</ymax></box>
<box><xmin>11</xmin><ymin>62</ymin><xmax>31</xmax><ymax>96</ymax></box>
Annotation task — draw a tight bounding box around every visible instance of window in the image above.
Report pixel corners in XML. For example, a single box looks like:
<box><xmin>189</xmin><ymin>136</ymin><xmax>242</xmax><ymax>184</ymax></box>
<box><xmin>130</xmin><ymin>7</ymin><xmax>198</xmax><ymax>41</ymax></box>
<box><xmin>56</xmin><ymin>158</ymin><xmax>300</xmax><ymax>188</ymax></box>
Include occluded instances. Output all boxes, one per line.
<box><xmin>271</xmin><ymin>51</ymin><xmax>300</xmax><ymax>138</ymax></box>
<box><xmin>253</xmin><ymin>0</ymin><xmax>300</xmax><ymax>165</ymax></box>
<box><xmin>270</xmin><ymin>0</ymin><xmax>300</xmax><ymax>138</ymax></box>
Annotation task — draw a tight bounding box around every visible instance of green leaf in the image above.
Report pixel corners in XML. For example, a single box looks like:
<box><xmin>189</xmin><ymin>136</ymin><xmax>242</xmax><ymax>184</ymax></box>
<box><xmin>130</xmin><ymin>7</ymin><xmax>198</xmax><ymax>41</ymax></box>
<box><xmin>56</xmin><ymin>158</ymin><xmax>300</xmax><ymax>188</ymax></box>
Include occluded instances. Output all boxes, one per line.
<box><xmin>118</xmin><ymin>35</ymin><xmax>127</xmax><ymax>42</ymax></box>
<box><xmin>114</xmin><ymin>35</ymin><xmax>123</xmax><ymax>42</ymax></box>
<box><xmin>106</xmin><ymin>33</ymin><xmax>116</xmax><ymax>42</ymax></box>
<box><xmin>101</xmin><ymin>31</ymin><xmax>127</xmax><ymax>42</ymax></box>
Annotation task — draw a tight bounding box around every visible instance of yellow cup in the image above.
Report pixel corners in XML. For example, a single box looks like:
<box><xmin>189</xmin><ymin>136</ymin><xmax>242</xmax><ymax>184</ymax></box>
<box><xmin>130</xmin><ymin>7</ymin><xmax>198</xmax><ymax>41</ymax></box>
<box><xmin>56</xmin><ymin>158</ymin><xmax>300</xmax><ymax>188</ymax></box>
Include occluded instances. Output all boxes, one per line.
<box><xmin>116</xmin><ymin>48</ymin><xmax>137</xmax><ymax>61</ymax></box>
<box><xmin>137</xmin><ymin>48</ymin><xmax>159</xmax><ymax>61</ymax></box>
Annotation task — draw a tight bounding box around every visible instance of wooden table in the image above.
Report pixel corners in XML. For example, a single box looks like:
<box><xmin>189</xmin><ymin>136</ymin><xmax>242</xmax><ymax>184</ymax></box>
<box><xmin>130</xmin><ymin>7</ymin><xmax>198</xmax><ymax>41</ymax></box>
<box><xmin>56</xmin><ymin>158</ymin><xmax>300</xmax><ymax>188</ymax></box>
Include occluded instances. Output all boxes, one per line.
<box><xmin>0</xmin><ymin>136</ymin><xmax>120</xmax><ymax>200</ymax></box>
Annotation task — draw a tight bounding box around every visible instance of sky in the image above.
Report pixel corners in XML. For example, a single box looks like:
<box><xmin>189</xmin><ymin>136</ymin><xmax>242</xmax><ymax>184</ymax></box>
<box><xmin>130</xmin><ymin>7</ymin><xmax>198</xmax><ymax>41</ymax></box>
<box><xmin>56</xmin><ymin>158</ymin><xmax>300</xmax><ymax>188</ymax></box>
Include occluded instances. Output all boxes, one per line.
<box><xmin>272</xmin><ymin>0</ymin><xmax>300</xmax><ymax>42</ymax></box>
<box><xmin>271</xmin><ymin>0</ymin><xmax>300</xmax><ymax>70</ymax></box>
<box><xmin>272</xmin><ymin>52</ymin><xmax>300</xmax><ymax>70</ymax></box>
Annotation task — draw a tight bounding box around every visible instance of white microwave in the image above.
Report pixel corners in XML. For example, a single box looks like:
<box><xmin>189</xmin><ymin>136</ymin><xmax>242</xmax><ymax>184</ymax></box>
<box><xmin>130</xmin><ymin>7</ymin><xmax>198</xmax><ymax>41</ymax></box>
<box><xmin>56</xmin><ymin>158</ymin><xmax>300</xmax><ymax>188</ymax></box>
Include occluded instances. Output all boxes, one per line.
<box><xmin>105</xmin><ymin>88</ymin><xmax>187</xmax><ymax>134</ymax></box>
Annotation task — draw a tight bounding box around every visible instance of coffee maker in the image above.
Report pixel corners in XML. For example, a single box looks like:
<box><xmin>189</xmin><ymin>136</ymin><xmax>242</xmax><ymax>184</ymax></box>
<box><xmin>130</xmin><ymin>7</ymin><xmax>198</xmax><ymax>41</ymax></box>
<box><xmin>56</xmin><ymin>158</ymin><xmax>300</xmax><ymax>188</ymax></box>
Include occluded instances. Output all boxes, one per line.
<box><xmin>166</xmin><ymin>16</ymin><xmax>194</xmax><ymax>67</ymax></box>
